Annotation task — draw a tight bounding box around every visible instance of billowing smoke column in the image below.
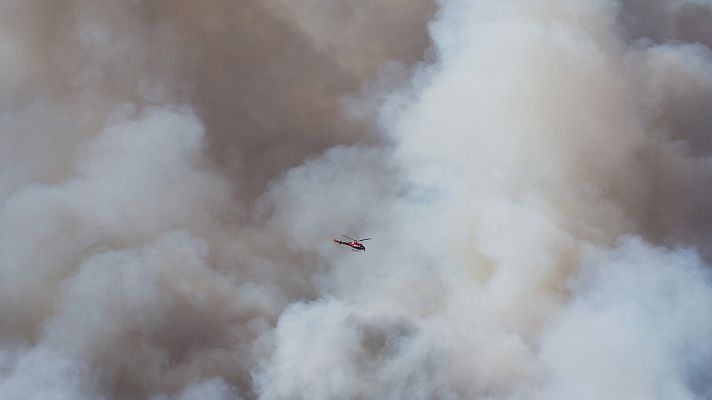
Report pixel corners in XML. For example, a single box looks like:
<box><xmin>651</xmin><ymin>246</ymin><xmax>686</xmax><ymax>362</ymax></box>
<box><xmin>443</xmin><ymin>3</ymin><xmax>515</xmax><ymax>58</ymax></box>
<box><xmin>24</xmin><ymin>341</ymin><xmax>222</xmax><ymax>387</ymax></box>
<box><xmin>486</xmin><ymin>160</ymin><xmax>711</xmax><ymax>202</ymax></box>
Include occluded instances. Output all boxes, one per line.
<box><xmin>2</xmin><ymin>0</ymin><xmax>712</xmax><ymax>399</ymax></box>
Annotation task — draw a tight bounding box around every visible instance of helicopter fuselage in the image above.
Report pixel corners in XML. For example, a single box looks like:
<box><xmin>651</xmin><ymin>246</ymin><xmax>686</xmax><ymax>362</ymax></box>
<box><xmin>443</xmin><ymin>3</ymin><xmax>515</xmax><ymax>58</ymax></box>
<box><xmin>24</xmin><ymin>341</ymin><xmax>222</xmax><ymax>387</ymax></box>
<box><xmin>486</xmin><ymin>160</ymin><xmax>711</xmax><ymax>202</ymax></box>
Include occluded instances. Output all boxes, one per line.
<box><xmin>333</xmin><ymin>239</ymin><xmax>366</xmax><ymax>251</ymax></box>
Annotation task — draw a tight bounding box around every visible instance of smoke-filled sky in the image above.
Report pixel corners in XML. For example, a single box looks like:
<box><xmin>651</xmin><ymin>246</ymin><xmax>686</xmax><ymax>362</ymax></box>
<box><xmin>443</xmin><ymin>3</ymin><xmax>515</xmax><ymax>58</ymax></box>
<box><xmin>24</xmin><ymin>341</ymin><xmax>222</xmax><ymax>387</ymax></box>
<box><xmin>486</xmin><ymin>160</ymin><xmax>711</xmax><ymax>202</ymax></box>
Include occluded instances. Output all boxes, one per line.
<box><xmin>2</xmin><ymin>0</ymin><xmax>712</xmax><ymax>399</ymax></box>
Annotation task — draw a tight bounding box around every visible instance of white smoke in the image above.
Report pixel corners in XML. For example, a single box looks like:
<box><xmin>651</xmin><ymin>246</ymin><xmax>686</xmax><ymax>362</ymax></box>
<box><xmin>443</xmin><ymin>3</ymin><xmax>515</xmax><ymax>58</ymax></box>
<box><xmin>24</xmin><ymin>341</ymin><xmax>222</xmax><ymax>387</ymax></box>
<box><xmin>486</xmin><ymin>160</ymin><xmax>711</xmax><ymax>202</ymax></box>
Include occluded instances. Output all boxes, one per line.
<box><xmin>2</xmin><ymin>0</ymin><xmax>712</xmax><ymax>399</ymax></box>
<box><xmin>255</xmin><ymin>0</ymin><xmax>712</xmax><ymax>399</ymax></box>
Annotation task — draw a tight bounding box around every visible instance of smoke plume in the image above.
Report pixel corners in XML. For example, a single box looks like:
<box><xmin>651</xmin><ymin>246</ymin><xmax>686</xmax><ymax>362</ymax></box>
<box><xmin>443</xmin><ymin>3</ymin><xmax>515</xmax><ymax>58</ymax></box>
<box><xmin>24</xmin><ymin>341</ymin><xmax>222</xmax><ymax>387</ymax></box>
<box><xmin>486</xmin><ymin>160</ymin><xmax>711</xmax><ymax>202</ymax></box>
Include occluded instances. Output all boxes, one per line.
<box><xmin>2</xmin><ymin>0</ymin><xmax>712</xmax><ymax>399</ymax></box>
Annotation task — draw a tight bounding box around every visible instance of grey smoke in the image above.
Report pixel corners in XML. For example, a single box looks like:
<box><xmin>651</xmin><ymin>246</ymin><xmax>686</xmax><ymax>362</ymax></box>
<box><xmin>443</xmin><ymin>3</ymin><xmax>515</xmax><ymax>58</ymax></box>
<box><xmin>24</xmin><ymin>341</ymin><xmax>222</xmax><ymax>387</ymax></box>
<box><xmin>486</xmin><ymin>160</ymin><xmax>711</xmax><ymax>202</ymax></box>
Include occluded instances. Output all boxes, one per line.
<box><xmin>2</xmin><ymin>0</ymin><xmax>712</xmax><ymax>399</ymax></box>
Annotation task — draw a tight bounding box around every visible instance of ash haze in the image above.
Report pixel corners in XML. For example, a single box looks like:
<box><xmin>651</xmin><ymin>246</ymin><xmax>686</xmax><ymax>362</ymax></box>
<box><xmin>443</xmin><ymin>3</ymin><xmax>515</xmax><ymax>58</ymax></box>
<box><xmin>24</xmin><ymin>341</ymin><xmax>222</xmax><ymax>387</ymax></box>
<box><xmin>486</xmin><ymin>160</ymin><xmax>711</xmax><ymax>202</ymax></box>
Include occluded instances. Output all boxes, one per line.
<box><xmin>2</xmin><ymin>0</ymin><xmax>712</xmax><ymax>399</ymax></box>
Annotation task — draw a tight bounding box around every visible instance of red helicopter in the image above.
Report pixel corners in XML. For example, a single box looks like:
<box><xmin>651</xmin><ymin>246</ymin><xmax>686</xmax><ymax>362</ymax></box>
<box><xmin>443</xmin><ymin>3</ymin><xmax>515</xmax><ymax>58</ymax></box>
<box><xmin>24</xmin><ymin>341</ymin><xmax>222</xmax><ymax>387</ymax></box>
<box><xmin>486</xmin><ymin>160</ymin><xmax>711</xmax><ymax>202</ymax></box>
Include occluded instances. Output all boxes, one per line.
<box><xmin>333</xmin><ymin>235</ymin><xmax>371</xmax><ymax>252</ymax></box>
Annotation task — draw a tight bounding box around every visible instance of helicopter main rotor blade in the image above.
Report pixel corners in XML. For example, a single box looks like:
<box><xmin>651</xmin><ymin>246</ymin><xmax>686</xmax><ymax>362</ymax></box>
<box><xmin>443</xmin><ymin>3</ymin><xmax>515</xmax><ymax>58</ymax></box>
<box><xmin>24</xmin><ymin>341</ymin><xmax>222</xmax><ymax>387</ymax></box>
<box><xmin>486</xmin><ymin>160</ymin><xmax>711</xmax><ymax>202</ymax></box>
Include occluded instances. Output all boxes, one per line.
<box><xmin>358</xmin><ymin>238</ymin><xmax>371</xmax><ymax>241</ymax></box>
<box><xmin>343</xmin><ymin>235</ymin><xmax>358</xmax><ymax>241</ymax></box>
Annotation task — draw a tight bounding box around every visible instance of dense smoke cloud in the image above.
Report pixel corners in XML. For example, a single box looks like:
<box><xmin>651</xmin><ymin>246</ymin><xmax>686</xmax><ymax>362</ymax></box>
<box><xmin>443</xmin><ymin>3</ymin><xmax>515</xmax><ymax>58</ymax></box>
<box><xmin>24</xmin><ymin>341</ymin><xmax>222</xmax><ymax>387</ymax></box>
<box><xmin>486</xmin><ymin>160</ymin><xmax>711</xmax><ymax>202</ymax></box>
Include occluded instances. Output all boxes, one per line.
<box><xmin>2</xmin><ymin>0</ymin><xmax>712</xmax><ymax>399</ymax></box>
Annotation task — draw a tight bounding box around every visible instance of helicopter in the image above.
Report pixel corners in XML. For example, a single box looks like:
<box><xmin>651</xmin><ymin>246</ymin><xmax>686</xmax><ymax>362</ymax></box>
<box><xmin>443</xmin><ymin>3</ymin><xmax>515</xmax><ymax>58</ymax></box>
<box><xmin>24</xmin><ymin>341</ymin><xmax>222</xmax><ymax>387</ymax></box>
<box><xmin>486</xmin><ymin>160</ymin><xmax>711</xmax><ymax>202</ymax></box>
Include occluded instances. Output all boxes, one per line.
<box><xmin>333</xmin><ymin>235</ymin><xmax>371</xmax><ymax>252</ymax></box>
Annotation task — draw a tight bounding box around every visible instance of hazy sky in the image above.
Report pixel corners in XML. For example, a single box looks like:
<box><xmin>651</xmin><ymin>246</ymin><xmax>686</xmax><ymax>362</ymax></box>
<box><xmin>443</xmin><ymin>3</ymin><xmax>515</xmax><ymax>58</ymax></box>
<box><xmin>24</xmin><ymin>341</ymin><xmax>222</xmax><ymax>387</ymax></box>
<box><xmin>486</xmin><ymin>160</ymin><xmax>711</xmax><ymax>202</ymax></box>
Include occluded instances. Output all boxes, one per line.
<box><xmin>2</xmin><ymin>1</ymin><xmax>712</xmax><ymax>399</ymax></box>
